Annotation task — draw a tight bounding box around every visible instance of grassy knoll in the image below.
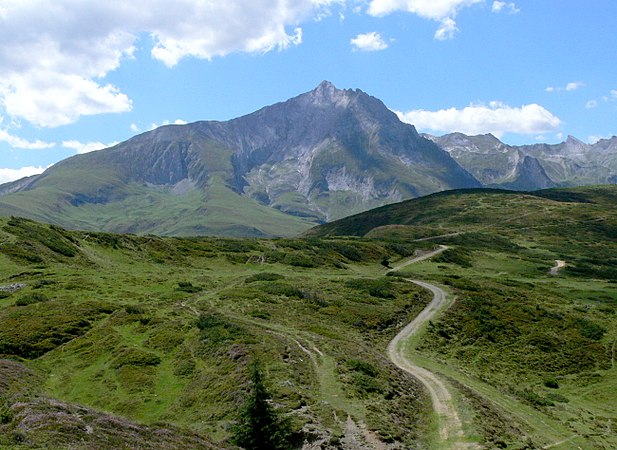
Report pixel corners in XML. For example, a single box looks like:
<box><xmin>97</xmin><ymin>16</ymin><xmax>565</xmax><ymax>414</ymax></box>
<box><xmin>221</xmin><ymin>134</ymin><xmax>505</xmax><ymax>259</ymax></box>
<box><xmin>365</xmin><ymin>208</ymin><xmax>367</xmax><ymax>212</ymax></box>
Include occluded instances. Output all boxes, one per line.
<box><xmin>0</xmin><ymin>216</ymin><xmax>434</xmax><ymax>448</ymax></box>
<box><xmin>334</xmin><ymin>185</ymin><xmax>617</xmax><ymax>449</ymax></box>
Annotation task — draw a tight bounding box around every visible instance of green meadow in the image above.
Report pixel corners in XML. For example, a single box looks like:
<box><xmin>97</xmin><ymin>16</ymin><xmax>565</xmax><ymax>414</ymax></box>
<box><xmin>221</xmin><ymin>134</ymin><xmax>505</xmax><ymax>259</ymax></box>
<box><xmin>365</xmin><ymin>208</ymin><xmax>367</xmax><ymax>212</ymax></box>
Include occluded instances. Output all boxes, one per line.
<box><xmin>1</xmin><ymin>185</ymin><xmax>616</xmax><ymax>448</ymax></box>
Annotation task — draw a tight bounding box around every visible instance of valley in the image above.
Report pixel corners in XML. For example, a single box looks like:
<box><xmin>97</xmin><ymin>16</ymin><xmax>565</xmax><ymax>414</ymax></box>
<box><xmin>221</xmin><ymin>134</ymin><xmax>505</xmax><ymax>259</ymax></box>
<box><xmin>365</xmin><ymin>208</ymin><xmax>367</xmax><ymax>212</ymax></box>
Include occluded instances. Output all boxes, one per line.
<box><xmin>0</xmin><ymin>185</ymin><xmax>616</xmax><ymax>448</ymax></box>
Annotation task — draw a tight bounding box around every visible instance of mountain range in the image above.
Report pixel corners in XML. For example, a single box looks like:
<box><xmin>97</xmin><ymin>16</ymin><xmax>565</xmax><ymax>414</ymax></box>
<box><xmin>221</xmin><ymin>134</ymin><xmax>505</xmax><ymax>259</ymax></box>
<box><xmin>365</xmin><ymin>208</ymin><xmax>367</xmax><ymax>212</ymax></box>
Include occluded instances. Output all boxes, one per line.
<box><xmin>427</xmin><ymin>132</ymin><xmax>617</xmax><ymax>191</ymax></box>
<box><xmin>0</xmin><ymin>81</ymin><xmax>615</xmax><ymax>237</ymax></box>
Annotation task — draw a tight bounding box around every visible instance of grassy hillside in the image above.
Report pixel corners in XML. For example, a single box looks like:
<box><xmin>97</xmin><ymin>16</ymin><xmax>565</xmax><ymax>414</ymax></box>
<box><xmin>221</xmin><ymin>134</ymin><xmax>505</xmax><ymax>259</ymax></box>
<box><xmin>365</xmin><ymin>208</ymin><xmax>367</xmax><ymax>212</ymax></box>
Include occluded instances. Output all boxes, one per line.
<box><xmin>0</xmin><ymin>216</ymin><xmax>435</xmax><ymax>449</ymax></box>
<box><xmin>0</xmin><ymin>175</ymin><xmax>316</xmax><ymax>238</ymax></box>
<box><xmin>310</xmin><ymin>185</ymin><xmax>617</xmax><ymax>448</ymax></box>
<box><xmin>1</xmin><ymin>185</ymin><xmax>616</xmax><ymax>448</ymax></box>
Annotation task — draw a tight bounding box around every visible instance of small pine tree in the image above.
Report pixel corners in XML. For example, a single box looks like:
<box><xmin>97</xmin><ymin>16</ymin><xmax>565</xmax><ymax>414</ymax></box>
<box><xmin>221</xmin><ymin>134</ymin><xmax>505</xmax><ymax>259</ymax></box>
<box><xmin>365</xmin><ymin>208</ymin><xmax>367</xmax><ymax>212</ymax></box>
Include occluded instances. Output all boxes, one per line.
<box><xmin>231</xmin><ymin>362</ymin><xmax>292</xmax><ymax>450</ymax></box>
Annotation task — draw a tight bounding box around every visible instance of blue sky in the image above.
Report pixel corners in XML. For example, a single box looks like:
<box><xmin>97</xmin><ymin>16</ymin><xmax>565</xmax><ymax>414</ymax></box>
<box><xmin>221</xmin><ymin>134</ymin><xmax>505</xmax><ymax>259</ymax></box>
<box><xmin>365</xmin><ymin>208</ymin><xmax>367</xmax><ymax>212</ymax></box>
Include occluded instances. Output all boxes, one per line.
<box><xmin>1</xmin><ymin>0</ymin><xmax>616</xmax><ymax>183</ymax></box>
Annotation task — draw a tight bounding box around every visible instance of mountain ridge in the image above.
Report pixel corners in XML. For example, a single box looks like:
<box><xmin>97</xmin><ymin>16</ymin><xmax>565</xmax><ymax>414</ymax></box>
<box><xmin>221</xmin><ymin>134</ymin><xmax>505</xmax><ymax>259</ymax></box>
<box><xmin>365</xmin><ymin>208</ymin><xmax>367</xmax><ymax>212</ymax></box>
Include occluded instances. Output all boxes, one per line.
<box><xmin>0</xmin><ymin>81</ymin><xmax>480</xmax><ymax>236</ymax></box>
<box><xmin>426</xmin><ymin>132</ymin><xmax>617</xmax><ymax>189</ymax></box>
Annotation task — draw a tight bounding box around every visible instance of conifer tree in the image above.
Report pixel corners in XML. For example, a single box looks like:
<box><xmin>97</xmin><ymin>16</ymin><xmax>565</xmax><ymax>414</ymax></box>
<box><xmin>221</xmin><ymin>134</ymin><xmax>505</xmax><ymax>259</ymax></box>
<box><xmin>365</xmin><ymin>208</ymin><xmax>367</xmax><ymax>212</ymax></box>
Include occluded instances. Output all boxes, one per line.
<box><xmin>231</xmin><ymin>361</ymin><xmax>292</xmax><ymax>450</ymax></box>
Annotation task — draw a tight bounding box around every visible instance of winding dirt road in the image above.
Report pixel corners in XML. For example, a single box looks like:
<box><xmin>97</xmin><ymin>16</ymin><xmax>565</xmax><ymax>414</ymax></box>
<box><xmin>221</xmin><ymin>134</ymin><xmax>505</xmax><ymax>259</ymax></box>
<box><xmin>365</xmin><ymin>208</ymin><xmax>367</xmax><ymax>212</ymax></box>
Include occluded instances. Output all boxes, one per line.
<box><xmin>387</xmin><ymin>247</ymin><xmax>476</xmax><ymax>449</ymax></box>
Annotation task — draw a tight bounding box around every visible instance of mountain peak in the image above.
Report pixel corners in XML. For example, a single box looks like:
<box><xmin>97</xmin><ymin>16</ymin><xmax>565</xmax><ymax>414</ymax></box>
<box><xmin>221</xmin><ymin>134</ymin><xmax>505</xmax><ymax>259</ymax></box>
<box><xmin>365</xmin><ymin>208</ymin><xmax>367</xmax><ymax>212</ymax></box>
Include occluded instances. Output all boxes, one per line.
<box><xmin>305</xmin><ymin>80</ymin><xmax>354</xmax><ymax>108</ymax></box>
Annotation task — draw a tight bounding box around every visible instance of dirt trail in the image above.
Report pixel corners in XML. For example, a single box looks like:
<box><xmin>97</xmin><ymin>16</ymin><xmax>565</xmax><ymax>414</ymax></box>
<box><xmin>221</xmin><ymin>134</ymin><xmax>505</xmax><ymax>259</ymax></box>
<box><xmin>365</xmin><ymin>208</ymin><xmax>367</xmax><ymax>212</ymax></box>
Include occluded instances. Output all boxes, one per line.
<box><xmin>387</xmin><ymin>247</ymin><xmax>477</xmax><ymax>449</ymax></box>
<box><xmin>549</xmin><ymin>260</ymin><xmax>566</xmax><ymax>275</ymax></box>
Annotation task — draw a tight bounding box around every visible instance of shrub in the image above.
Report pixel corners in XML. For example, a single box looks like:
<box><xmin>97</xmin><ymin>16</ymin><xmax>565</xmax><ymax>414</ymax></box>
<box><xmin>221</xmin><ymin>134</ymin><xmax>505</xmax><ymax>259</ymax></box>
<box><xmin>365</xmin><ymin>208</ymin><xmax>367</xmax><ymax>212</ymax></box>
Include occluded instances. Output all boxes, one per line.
<box><xmin>245</xmin><ymin>273</ymin><xmax>284</xmax><ymax>283</ymax></box>
<box><xmin>195</xmin><ymin>314</ymin><xmax>245</xmax><ymax>349</ymax></box>
<box><xmin>111</xmin><ymin>348</ymin><xmax>161</xmax><ymax>369</ymax></box>
<box><xmin>15</xmin><ymin>293</ymin><xmax>49</xmax><ymax>307</ymax></box>
<box><xmin>544</xmin><ymin>378</ymin><xmax>559</xmax><ymax>389</ymax></box>
<box><xmin>433</xmin><ymin>247</ymin><xmax>473</xmax><ymax>268</ymax></box>
<box><xmin>283</xmin><ymin>253</ymin><xmax>318</xmax><ymax>268</ymax></box>
<box><xmin>346</xmin><ymin>359</ymin><xmax>379</xmax><ymax>377</ymax></box>
<box><xmin>177</xmin><ymin>281</ymin><xmax>202</xmax><ymax>293</ymax></box>
<box><xmin>259</xmin><ymin>282</ymin><xmax>304</xmax><ymax>298</ymax></box>
<box><xmin>345</xmin><ymin>278</ymin><xmax>396</xmax><ymax>299</ymax></box>
<box><xmin>576</xmin><ymin>318</ymin><xmax>606</xmax><ymax>341</ymax></box>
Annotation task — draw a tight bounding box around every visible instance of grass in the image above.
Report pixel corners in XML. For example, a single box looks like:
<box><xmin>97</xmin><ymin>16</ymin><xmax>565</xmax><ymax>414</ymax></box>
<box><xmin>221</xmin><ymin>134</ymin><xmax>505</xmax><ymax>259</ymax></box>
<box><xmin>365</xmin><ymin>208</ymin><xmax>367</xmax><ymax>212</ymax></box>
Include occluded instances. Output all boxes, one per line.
<box><xmin>0</xmin><ymin>218</ymin><xmax>434</xmax><ymax>448</ymax></box>
<box><xmin>1</xmin><ymin>185</ymin><xmax>616</xmax><ymax>448</ymax></box>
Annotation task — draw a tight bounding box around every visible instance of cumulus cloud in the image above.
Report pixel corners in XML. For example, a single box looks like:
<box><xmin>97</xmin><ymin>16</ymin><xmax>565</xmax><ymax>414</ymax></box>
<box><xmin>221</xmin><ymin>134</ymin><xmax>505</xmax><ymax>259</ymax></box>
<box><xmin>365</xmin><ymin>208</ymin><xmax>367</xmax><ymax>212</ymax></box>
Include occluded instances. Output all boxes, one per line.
<box><xmin>0</xmin><ymin>129</ymin><xmax>55</xmax><ymax>150</ymax></box>
<box><xmin>396</xmin><ymin>101</ymin><xmax>562</xmax><ymax>138</ymax></box>
<box><xmin>0</xmin><ymin>166</ymin><xmax>46</xmax><ymax>184</ymax></box>
<box><xmin>0</xmin><ymin>1</ymin><xmax>337</xmax><ymax>127</ymax></box>
<box><xmin>350</xmin><ymin>32</ymin><xmax>388</xmax><ymax>51</ymax></box>
<box><xmin>491</xmin><ymin>1</ymin><xmax>520</xmax><ymax>14</ymax></box>
<box><xmin>367</xmin><ymin>0</ymin><xmax>482</xmax><ymax>40</ymax></box>
<box><xmin>585</xmin><ymin>100</ymin><xmax>597</xmax><ymax>109</ymax></box>
<box><xmin>62</xmin><ymin>140</ymin><xmax>118</xmax><ymax>154</ymax></box>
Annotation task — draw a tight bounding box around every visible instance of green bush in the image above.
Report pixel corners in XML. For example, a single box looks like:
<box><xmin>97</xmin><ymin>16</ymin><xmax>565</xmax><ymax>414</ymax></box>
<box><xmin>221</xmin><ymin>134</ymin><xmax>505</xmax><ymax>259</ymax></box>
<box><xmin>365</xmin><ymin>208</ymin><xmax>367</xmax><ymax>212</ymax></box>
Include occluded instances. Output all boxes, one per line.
<box><xmin>111</xmin><ymin>348</ymin><xmax>161</xmax><ymax>369</ymax></box>
<box><xmin>15</xmin><ymin>293</ymin><xmax>50</xmax><ymax>307</ymax></box>
<box><xmin>544</xmin><ymin>378</ymin><xmax>559</xmax><ymax>389</ymax></box>
<box><xmin>576</xmin><ymin>318</ymin><xmax>606</xmax><ymax>341</ymax></box>
<box><xmin>259</xmin><ymin>282</ymin><xmax>304</xmax><ymax>298</ymax></box>
<box><xmin>195</xmin><ymin>314</ymin><xmax>246</xmax><ymax>349</ymax></box>
<box><xmin>346</xmin><ymin>359</ymin><xmax>379</xmax><ymax>377</ymax></box>
<box><xmin>283</xmin><ymin>253</ymin><xmax>318</xmax><ymax>268</ymax></box>
<box><xmin>345</xmin><ymin>278</ymin><xmax>396</xmax><ymax>299</ymax></box>
<box><xmin>433</xmin><ymin>247</ymin><xmax>473</xmax><ymax>268</ymax></box>
<box><xmin>245</xmin><ymin>272</ymin><xmax>285</xmax><ymax>283</ymax></box>
<box><xmin>177</xmin><ymin>281</ymin><xmax>202</xmax><ymax>293</ymax></box>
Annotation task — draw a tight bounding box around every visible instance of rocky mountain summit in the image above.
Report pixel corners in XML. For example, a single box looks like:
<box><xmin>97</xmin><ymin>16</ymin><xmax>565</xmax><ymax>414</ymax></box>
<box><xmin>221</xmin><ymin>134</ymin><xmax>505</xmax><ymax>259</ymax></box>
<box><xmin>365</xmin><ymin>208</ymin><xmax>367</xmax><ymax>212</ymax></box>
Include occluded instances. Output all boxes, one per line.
<box><xmin>427</xmin><ymin>132</ymin><xmax>617</xmax><ymax>190</ymax></box>
<box><xmin>0</xmin><ymin>81</ymin><xmax>479</xmax><ymax>236</ymax></box>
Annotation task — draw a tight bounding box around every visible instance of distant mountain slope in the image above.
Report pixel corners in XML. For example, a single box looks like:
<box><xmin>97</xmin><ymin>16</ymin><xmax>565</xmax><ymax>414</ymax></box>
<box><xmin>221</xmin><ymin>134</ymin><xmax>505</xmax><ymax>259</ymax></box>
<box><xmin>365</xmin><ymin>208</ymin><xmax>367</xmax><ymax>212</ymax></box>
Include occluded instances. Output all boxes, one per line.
<box><xmin>427</xmin><ymin>133</ymin><xmax>617</xmax><ymax>189</ymax></box>
<box><xmin>0</xmin><ymin>81</ymin><xmax>479</xmax><ymax>237</ymax></box>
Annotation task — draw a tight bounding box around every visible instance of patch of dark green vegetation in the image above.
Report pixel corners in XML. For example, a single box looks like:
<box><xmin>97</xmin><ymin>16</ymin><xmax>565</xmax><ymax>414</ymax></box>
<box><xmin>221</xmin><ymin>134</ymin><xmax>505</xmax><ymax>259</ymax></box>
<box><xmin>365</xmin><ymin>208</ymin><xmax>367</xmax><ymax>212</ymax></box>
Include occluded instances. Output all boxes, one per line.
<box><xmin>0</xmin><ymin>301</ymin><xmax>114</xmax><ymax>358</ymax></box>
<box><xmin>14</xmin><ymin>292</ymin><xmax>50</xmax><ymax>306</ymax></box>
<box><xmin>345</xmin><ymin>278</ymin><xmax>396</xmax><ymax>299</ymax></box>
<box><xmin>245</xmin><ymin>272</ymin><xmax>285</xmax><ymax>283</ymax></box>
<box><xmin>4</xmin><ymin>216</ymin><xmax>79</xmax><ymax>258</ymax></box>
<box><xmin>432</xmin><ymin>246</ymin><xmax>473</xmax><ymax>267</ymax></box>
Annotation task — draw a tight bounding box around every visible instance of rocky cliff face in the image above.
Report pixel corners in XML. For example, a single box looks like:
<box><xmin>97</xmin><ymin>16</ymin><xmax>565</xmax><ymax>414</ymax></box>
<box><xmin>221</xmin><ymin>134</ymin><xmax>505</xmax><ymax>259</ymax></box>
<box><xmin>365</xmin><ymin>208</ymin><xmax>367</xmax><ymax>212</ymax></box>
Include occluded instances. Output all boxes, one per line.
<box><xmin>428</xmin><ymin>133</ymin><xmax>617</xmax><ymax>190</ymax></box>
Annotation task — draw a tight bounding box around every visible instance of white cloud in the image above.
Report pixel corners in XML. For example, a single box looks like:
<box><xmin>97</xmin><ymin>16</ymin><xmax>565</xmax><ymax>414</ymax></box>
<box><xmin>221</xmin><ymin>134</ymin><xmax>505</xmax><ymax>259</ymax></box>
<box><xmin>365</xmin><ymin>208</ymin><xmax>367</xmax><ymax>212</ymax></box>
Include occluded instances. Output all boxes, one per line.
<box><xmin>0</xmin><ymin>129</ymin><xmax>55</xmax><ymax>150</ymax></box>
<box><xmin>149</xmin><ymin>119</ymin><xmax>188</xmax><ymax>131</ymax></box>
<box><xmin>588</xmin><ymin>135</ymin><xmax>610</xmax><ymax>144</ymax></box>
<box><xmin>611</xmin><ymin>90</ymin><xmax>617</xmax><ymax>99</ymax></box>
<box><xmin>0</xmin><ymin>1</ymin><xmax>338</xmax><ymax>127</ymax></box>
<box><xmin>130</xmin><ymin>123</ymin><xmax>140</xmax><ymax>133</ymax></box>
<box><xmin>435</xmin><ymin>18</ymin><xmax>459</xmax><ymax>40</ymax></box>
<box><xmin>396</xmin><ymin>101</ymin><xmax>562</xmax><ymax>138</ymax></box>
<box><xmin>62</xmin><ymin>140</ymin><xmax>118</xmax><ymax>154</ymax></box>
<box><xmin>546</xmin><ymin>81</ymin><xmax>584</xmax><ymax>93</ymax></box>
<box><xmin>367</xmin><ymin>0</ymin><xmax>481</xmax><ymax>20</ymax></box>
<box><xmin>586</xmin><ymin>100</ymin><xmax>597</xmax><ymax>109</ymax></box>
<box><xmin>367</xmin><ymin>0</ymin><xmax>482</xmax><ymax>40</ymax></box>
<box><xmin>491</xmin><ymin>1</ymin><xmax>520</xmax><ymax>14</ymax></box>
<box><xmin>0</xmin><ymin>166</ymin><xmax>46</xmax><ymax>184</ymax></box>
<box><xmin>3</xmin><ymin>74</ymin><xmax>132</xmax><ymax>128</ymax></box>
<box><xmin>350</xmin><ymin>32</ymin><xmax>388</xmax><ymax>51</ymax></box>
<box><xmin>566</xmin><ymin>81</ymin><xmax>584</xmax><ymax>91</ymax></box>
